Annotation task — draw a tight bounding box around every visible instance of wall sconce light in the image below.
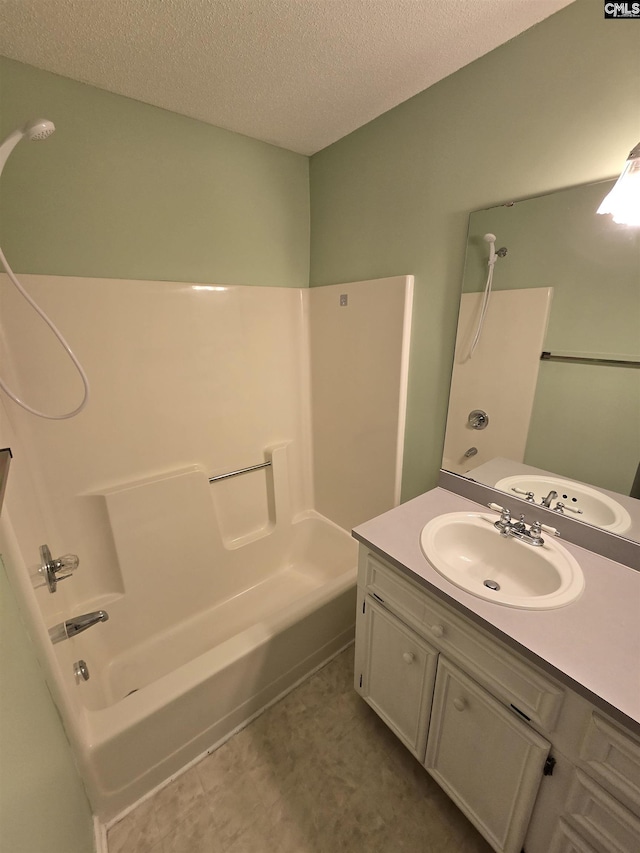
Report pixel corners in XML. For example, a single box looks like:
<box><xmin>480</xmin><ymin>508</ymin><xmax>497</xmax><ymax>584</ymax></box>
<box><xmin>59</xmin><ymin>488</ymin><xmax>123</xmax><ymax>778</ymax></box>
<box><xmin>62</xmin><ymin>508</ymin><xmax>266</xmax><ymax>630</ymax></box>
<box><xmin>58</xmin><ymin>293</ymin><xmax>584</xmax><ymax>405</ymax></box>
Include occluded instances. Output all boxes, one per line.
<box><xmin>597</xmin><ymin>142</ymin><xmax>640</xmax><ymax>226</ymax></box>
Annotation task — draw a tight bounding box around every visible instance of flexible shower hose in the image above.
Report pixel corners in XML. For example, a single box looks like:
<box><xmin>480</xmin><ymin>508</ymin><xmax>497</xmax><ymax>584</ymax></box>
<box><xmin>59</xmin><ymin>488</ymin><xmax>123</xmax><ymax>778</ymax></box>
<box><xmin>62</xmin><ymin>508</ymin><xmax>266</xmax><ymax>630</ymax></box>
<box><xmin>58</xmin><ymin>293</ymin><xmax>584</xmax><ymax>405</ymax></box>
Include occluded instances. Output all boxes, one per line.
<box><xmin>0</xmin><ymin>246</ymin><xmax>90</xmax><ymax>419</ymax></box>
<box><xmin>467</xmin><ymin>253</ymin><xmax>497</xmax><ymax>360</ymax></box>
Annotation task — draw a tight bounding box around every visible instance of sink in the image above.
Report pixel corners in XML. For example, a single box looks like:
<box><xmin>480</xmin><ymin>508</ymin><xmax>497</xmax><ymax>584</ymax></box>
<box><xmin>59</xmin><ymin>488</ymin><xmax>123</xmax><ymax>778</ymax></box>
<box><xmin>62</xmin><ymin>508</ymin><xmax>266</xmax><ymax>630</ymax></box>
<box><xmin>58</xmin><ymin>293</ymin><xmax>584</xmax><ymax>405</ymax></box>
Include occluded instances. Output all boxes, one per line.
<box><xmin>494</xmin><ymin>474</ymin><xmax>631</xmax><ymax>534</ymax></box>
<box><xmin>420</xmin><ymin>512</ymin><xmax>584</xmax><ymax>609</ymax></box>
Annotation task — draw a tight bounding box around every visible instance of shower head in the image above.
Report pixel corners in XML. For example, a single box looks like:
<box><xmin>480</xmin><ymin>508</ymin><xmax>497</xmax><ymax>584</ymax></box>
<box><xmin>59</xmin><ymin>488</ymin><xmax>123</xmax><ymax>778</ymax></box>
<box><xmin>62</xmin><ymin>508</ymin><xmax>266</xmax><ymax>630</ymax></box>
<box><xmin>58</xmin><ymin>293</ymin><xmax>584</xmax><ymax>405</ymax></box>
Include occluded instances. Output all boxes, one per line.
<box><xmin>0</xmin><ymin>118</ymin><xmax>56</xmax><ymax>177</ymax></box>
<box><xmin>483</xmin><ymin>233</ymin><xmax>497</xmax><ymax>265</ymax></box>
<box><xmin>23</xmin><ymin>118</ymin><xmax>56</xmax><ymax>141</ymax></box>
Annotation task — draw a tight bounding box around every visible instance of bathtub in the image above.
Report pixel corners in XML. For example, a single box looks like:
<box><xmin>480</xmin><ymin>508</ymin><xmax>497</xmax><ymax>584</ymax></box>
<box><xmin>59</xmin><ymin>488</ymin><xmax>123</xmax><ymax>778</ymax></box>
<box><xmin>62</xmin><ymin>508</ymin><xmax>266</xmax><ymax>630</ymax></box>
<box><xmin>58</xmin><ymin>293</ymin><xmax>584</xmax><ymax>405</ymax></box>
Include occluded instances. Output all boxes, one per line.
<box><xmin>2</xmin><ymin>509</ymin><xmax>357</xmax><ymax>823</ymax></box>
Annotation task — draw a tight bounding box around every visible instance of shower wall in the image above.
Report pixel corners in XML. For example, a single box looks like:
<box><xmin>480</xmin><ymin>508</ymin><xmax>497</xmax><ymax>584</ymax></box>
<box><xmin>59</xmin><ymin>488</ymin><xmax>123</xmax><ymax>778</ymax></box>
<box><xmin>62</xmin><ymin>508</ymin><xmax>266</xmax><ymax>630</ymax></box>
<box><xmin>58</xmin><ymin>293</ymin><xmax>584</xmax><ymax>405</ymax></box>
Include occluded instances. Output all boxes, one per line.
<box><xmin>0</xmin><ymin>274</ymin><xmax>411</xmax><ymax>640</ymax></box>
<box><xmin>442</xmin><ymin>288</ymin><xmax>552</xmax><ymax>475</ymax></box>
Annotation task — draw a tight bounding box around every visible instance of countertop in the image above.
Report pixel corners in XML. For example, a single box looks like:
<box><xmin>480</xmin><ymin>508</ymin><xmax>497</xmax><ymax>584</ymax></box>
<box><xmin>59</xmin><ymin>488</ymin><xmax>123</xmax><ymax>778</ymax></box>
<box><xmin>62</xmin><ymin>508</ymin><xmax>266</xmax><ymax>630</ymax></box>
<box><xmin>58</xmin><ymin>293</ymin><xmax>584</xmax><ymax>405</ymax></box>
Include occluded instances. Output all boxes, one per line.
<box><xmin>353</xmin><ymin>487</ymin><xmax>640</xmax><ymax>734</ymax></box>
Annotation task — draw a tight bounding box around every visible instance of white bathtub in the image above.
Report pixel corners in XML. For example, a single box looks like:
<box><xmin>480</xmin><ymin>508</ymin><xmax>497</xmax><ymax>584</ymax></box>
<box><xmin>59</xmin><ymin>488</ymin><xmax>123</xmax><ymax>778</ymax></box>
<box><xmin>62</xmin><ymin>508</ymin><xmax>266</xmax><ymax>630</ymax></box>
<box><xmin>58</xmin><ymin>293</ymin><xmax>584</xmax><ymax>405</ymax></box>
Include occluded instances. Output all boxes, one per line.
<box><xmin>70</xmin><ymin>513</ymin><xmax>356</xmax><ymax>821</ymax></box>
<box><xmin>1</xmin><ymin>507</ymin><xmax>356</xmax><ymax>823</ymax></box>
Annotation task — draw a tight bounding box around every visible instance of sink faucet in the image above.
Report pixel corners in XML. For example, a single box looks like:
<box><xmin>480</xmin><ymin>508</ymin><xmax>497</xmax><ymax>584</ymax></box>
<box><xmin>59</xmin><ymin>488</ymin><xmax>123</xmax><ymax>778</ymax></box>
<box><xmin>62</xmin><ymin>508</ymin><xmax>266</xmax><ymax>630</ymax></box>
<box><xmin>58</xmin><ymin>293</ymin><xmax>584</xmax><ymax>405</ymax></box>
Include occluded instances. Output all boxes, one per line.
<box><xmin>49</xmin><ymin>610</ymin><xmax>109</xmax><ymax>644</ymax></box>
<box><xmin>489</xmin><ymin>503</ymin><xmax>559</xmax><ymax>547</ymax></box>
<box><xmin>540</xmin><ymin>490</ymin><xmax>558</xmax><ymax>508</ymax></box>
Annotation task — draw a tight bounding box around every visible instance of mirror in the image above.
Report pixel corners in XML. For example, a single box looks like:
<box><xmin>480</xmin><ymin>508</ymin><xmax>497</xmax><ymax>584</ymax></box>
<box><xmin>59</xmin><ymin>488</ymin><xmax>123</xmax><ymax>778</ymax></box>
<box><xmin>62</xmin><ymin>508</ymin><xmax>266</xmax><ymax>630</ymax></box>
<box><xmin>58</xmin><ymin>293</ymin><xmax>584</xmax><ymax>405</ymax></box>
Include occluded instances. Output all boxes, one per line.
<box><xmin>442</xmin><ymin>179</ymin><xmax>640</xmax><ymax>542</ymax></box>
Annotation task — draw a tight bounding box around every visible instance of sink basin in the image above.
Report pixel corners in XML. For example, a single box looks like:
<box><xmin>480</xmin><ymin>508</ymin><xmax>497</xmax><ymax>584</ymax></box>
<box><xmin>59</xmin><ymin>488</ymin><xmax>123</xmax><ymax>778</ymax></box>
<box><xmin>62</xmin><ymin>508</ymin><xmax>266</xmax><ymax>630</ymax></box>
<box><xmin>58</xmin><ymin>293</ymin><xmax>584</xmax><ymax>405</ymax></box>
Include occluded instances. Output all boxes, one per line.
<box><xmin>494</xmin><ymin>474</ymin><xmax>631</xmax><ymax>534</ymax></box>
<box><xmin>420</xmin><ymin>512</ymin><xmax>584</xmax><ymax>609</ymax></box>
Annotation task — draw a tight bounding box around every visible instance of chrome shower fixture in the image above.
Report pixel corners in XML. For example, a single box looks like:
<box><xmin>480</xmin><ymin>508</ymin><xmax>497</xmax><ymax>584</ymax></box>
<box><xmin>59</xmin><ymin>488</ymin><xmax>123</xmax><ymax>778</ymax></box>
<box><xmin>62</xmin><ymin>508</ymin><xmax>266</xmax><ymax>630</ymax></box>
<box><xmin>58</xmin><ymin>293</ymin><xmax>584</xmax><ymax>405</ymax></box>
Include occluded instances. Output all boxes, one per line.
<box><xmin>33</xmin><ymin>544</ymin><xmax>80</xmax><ymax>593</ymax></box>
<box><xmin>49</xmin><ymin>611</ymin><xmax>109</xmax><ymax>644</ymax></box>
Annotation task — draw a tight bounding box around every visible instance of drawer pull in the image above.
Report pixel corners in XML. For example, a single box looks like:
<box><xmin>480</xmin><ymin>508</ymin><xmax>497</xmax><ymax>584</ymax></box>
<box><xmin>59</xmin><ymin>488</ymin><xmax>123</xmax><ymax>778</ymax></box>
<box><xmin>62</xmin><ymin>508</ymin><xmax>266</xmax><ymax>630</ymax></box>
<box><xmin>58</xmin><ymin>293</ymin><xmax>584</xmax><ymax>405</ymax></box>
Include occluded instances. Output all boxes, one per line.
<box><xmin>453</xmin><ymin>697</ymin><xmax>467</xmax><ymax>712</ymax></box>
<box><xmin>402</xmin><ymin>652</ymin><xmax>415</xmax><ymax>664</ymax></box>
<box><xmin>431</xmin><ymin>624</ymin><xmax>445</xmax><ymax>638</ymax></box>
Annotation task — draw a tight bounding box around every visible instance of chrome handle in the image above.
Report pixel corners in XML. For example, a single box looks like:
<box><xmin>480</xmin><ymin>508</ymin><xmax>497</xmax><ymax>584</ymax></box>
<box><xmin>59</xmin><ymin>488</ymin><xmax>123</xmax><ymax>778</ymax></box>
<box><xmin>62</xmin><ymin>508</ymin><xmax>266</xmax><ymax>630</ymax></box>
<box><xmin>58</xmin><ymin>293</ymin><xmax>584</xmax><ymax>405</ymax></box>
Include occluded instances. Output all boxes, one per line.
<box><xmin>468</xmin><ymin>409</ymin><xmax>489</xmax><ymax>430</ymax></box>
<box><xmin>73</xmin><ymin>660</ymin><xmax>90</xmax><ymax>682</ymax></box>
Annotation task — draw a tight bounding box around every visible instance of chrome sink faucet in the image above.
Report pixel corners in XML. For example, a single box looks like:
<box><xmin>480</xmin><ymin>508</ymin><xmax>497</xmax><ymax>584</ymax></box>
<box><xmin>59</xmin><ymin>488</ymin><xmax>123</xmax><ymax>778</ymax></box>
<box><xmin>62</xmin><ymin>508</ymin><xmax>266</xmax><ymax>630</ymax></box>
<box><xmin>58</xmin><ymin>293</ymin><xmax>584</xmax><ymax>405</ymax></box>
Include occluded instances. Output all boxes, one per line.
<box><xmin>489</xmin><ymin>504</ymin><xmax>558</xmax><ymax>547</ymax></box>
<box><xmin>540</xmin><ymin>490</ymin><xmax>558</xmax><ymax>508</ymax></box>
<box><xmin>49</xmin><ymin>610</ymin><xmax>109</xmax><ymax>644</ymax></box>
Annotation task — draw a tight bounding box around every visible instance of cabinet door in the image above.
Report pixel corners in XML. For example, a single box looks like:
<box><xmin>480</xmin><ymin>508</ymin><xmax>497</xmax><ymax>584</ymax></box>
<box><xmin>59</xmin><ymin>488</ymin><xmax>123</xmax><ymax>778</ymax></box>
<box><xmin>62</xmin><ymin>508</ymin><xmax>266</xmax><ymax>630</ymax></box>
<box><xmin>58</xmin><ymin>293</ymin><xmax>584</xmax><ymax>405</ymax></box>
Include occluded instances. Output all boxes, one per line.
<box><xmin>548</xmin><ymin>819</ymin><xmax>599</xmax><ymax>853</ymax></box>
<box><xmin>361</xmin><ymin>597</ymin><xmax>437</xmax><ymax>760</ymax></box>
<box><xmin>425</xmin><ymin>658</ymin><xmax>550</xmax><ymax>853</ymax></box>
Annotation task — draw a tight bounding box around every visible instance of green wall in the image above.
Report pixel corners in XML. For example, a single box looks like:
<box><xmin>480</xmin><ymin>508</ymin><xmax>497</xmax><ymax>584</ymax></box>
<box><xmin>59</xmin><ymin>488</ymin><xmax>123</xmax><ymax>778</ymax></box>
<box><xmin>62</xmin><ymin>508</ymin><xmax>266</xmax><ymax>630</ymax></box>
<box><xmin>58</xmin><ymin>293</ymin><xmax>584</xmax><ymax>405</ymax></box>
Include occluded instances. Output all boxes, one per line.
<box><xmin>309</xmin><ymin>0</ymin><xmax>640</xmax><ymax>501</ymax></box>
<box><xmin>0</xmin><ymin>558</ymin><xmax>94</xmax><ymax>853</ymax></box>
<box><xmin>0</xmin><ymin>57</ymin><xmax>310</xmax><ymax>287</ymax></box>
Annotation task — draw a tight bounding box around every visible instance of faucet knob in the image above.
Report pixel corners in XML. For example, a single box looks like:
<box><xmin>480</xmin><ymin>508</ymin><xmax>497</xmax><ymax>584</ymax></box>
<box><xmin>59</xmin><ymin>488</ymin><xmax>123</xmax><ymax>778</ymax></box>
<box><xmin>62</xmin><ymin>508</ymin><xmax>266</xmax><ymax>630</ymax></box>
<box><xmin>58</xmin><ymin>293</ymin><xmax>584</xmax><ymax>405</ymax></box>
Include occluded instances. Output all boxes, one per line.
<box><xmin>32</xmin><ymin>544</ymin><xmax>80</xmax><ymax>593</ymax></box>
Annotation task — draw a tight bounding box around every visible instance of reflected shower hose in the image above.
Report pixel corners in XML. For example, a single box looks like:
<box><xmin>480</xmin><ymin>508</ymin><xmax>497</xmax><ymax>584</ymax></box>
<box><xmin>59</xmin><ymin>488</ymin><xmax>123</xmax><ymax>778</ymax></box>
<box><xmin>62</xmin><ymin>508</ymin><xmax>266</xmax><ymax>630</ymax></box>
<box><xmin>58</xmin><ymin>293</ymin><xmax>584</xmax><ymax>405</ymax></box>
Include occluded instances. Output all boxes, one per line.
<box><xmin>467</xmin><ymin>233</ymin><xmax>499</xmax><ymax>360</ymax></box>
<box><xmin>0</xmin><ymin>119</ymin><xmax>89</xmax><ymax>419</ymax></box>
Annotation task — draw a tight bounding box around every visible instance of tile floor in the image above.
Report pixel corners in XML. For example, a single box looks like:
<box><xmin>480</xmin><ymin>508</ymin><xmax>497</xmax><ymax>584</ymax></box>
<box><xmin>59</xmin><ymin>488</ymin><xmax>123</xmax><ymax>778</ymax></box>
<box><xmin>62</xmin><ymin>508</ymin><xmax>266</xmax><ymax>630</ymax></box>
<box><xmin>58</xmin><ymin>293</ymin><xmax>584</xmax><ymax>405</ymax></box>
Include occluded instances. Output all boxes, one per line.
<box><xmin>107</xmin><ymin>645</ymin><xmax>492</xmax><ymax>852</ymax></box>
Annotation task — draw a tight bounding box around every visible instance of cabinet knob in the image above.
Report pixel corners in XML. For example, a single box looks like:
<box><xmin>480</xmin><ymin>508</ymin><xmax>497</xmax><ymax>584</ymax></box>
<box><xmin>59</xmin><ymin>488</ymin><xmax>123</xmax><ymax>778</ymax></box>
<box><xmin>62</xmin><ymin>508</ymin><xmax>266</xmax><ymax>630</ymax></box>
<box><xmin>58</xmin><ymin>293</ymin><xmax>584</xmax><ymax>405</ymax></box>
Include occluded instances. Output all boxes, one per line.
<box><xmin>402</xmin><ymin>652</ymin><xmax>415</xmax><ymax>664</ymax></box>
<box><xmin>431</xmin><ymin>624</ymin><xmax>445</xmax><ymax>638</ymax></box>
<box><xmin>453</xmin><ymin>697</ymin><xmax>467</xmax><ymax>712</ymax></box>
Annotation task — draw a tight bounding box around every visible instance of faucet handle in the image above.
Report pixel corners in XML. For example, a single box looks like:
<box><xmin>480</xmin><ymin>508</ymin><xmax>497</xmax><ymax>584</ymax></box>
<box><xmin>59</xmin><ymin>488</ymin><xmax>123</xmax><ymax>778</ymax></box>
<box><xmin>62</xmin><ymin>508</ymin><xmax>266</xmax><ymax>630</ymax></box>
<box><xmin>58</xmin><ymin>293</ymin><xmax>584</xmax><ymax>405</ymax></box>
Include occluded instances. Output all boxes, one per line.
<box><xmin>511</xmin><ymin>487</ymin><xmax>536</xmax><ymax>502</ymax></box>
<box><xmin>488</xmin><ymin>502</ymin><xmax>510</xmax><ymax>520</ymax></box>
<box><xmin>530</xmin><ymin>520</ymin><xmax>560</xmax><ymax>541</ymax></box>
<box><xmin>32</xmin><ymin>544</ymin><xmax>80</xmax><ymax>593</ymax></box>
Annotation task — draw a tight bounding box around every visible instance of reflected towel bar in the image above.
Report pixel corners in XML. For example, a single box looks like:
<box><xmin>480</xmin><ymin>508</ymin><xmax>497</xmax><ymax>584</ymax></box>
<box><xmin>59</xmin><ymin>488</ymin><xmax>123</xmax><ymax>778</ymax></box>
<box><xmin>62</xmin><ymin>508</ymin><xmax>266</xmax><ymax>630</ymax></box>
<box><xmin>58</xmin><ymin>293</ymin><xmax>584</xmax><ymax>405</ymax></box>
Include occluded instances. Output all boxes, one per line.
<box><xmin>540</xmin><ymin>352</ymin><xmax>640</xmax><ymax>368</ymax></box>
<box><xmin>208</xmin><ymin>460</ymin><xmax>272</xmax><ymax>483</ymax></box>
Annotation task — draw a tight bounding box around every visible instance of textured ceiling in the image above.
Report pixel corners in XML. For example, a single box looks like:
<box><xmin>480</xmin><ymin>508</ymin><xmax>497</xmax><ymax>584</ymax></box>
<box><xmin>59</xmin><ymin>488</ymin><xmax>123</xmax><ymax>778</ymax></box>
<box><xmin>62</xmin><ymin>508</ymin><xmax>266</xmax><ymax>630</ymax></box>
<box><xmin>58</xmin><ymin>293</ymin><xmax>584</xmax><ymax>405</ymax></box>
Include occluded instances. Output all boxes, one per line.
<box><xmin>0</xmin><ymin>0</ymin><xmax>574</xmax><ymax>155</ymax></box>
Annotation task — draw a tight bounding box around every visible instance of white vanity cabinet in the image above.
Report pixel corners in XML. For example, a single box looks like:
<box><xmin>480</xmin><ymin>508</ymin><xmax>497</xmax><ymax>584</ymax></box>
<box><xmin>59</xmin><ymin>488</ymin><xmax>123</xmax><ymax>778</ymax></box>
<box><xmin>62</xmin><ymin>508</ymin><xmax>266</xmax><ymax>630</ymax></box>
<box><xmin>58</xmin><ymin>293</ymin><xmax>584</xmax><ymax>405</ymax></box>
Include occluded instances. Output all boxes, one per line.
<box><xmin>353</xmin><ymin>546</ymin><xmax>640</xmax><ymax>853</ymax></box>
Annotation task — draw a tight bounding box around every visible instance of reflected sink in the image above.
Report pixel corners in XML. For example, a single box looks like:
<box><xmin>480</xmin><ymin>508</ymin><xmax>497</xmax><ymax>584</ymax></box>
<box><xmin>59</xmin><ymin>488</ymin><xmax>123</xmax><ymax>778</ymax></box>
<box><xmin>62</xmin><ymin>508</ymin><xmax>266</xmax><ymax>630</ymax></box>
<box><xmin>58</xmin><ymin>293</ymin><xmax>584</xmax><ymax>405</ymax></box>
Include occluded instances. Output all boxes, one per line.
<box><xmin>494</xmin><ymin>474</ymin><xmax>631</xmax><ymax>534</ymax></box>
<box><xmin>420</xmin><ymin>512</ymin><xmax>584</xmax><ymax>609</ymax></box>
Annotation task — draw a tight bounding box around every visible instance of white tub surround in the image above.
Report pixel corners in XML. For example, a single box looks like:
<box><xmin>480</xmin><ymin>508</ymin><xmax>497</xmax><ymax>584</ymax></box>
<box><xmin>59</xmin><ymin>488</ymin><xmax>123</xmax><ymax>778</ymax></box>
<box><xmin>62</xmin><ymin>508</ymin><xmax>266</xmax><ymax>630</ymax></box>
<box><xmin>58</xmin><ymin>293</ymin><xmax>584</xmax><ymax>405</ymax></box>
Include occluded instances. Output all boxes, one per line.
<box><xmin>0</xmin><ymin>274</ymin><xmax>412</xmax><ymax>821</ymax></box>
<box><xmin>442</xmin><ymin>288</ymin><xmax>552</xmax><ymax>476</ymax></box>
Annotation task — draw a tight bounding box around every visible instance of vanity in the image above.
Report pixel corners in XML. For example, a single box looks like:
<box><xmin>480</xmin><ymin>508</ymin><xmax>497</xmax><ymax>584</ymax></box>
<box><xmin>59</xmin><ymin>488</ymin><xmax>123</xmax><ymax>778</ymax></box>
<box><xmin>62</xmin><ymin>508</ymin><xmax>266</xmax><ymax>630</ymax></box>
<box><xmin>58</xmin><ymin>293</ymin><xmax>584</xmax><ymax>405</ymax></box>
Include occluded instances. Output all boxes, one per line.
<box><xmin>352</xmin><ymin>487</ymin><xmax>640</xmax><ymax>853</ymax></box>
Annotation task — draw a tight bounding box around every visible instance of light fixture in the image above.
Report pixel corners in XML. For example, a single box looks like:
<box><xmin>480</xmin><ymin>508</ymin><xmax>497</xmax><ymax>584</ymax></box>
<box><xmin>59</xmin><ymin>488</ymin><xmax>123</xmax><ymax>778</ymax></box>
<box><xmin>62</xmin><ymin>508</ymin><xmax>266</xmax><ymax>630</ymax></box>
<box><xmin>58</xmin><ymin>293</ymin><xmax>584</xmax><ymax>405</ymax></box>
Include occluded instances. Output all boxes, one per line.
<box><xmin>597</xmin><ymin>142</ymin><xmax>640</xmax><ymax>226</ymax></box>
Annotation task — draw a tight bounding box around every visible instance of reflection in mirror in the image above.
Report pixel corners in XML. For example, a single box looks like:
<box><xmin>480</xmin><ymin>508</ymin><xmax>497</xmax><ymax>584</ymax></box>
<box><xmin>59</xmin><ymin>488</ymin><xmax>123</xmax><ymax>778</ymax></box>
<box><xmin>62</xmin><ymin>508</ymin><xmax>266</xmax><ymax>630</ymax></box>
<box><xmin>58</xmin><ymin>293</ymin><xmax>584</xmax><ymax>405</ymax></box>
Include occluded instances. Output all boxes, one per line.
<box><xmin>442</xmin><ymin>180</ymin><xmax>640</xmax><ymax>542</ymax></box>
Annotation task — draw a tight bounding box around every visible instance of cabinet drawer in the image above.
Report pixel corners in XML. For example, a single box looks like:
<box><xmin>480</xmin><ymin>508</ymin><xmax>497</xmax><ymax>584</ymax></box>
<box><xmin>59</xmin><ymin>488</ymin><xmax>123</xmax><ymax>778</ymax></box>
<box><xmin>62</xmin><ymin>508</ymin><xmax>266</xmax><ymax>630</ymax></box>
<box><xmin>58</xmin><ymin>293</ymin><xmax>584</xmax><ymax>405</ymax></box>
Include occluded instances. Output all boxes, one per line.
<box><xmin>363</xmin><ymin>551</ymin><xmax>564</xmax><ymax>730</ymax></box>
<box><xmin>365</xmin><ymin>552</ymin><xmax>428</xmax><ymax>624</ymax></box>
<box><xmin>565</xmin><ymin>769</ymin><xmax>640</xmax><ymax>853</ymax></box>
<box><xmin>579</xmin><ymin>713</ymin><xmax>640</xmax><ymax>815</ymax></box>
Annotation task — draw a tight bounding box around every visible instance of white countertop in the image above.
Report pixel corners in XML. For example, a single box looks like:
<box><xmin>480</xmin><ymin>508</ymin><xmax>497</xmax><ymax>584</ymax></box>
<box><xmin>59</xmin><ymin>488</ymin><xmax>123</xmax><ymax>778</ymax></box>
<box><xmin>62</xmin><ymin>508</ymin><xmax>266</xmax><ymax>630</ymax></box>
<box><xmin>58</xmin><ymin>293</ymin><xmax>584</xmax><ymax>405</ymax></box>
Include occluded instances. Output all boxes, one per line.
<box><xmin>353</xmin><ymin>487</ymin><xmax>640</xmax><ymax>734</ymax></box>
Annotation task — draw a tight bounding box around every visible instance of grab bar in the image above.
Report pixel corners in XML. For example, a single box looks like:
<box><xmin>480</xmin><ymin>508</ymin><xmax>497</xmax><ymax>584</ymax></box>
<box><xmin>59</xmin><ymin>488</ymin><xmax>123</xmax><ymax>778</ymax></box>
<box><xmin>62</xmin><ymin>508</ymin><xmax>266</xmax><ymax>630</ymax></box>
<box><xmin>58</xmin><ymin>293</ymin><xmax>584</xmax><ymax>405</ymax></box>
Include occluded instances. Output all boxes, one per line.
<box><xmin>541</xmin><ymin>351</ymin><xmax>640</xmax><ymax>368</ymax></box>
<box><xmin>208</xmin><ymin>460</ymin><xmax>272</xmax><ymax>484</ymax></box>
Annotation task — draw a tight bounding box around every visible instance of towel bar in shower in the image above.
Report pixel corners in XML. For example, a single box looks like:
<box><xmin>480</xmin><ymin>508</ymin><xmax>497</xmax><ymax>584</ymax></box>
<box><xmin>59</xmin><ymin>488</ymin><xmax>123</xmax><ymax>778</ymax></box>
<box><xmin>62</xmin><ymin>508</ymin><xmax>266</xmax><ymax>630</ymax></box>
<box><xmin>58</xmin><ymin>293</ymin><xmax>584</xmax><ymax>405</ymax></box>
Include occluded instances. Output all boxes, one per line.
<box><xmin>540</xmin><ymin>351</ymin><xmax>640</xmax><ymax>368</ymax></box>
<box><xmin>208</xmin><ymin>460</ymin><xmax>272</xmax><ymax>484</ymax></box>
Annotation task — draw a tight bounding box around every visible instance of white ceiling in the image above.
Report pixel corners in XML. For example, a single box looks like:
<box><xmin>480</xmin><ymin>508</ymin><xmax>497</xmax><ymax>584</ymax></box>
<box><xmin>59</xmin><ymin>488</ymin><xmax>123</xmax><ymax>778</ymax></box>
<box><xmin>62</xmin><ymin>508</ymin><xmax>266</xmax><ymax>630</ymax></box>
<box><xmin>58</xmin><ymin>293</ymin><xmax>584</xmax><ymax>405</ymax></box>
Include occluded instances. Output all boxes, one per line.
<box><xmin>0</xmin><ymin>0</ymin><xmax>574</xmax><ymax>155</ymax></box>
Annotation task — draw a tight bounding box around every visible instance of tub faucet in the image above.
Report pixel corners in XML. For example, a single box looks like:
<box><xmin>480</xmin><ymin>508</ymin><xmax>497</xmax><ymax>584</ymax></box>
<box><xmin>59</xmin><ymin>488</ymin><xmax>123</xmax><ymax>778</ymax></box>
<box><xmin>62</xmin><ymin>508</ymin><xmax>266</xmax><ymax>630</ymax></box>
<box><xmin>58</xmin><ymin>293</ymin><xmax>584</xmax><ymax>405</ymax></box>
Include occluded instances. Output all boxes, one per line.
<box><xmin>49</xmin><ymin>610</ymin><xmax>109</xmax><ymax>644</ymax></box>
<box><xmin>540</xmin><ymin>490</ymin><xmax>558</xmax><ymax>508</ymax></box>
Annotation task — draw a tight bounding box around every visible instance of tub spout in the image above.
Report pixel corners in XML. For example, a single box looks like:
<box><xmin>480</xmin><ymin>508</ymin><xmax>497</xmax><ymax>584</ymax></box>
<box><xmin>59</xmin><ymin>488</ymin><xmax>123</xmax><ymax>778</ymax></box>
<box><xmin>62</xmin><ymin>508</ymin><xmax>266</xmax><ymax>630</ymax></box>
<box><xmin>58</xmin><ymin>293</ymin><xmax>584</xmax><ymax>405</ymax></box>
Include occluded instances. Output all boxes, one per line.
<box><xmin>49</xmin><ymin>610</ymin><xmax>109</xmax><ymax>644</ymax></box>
